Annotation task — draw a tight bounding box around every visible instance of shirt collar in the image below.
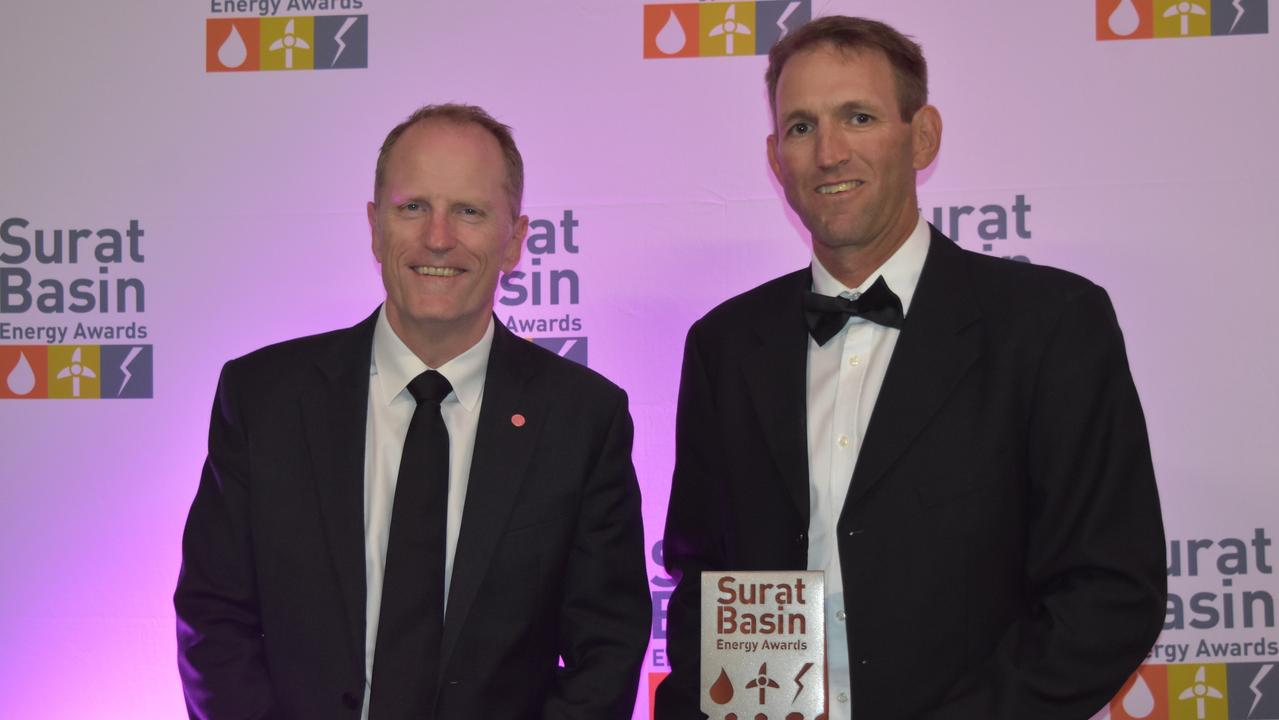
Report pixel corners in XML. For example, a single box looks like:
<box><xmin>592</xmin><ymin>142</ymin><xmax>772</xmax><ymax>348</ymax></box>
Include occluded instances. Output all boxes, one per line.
<box><xmin>810</xmin><ymin>213</ymin><xmax>930</xmax><ymax>316</ymax></box>
<box><xmin>370</xmin><ymin>305</ymin><xmax>492</xmax><ymax>411</ymax></box>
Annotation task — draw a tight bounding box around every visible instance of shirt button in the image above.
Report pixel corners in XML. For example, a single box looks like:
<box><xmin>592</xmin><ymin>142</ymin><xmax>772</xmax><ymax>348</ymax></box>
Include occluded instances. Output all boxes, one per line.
<box><xmin>837</xmin><ymin>435</ymin><xmax>849</xmax><ymax>448</ymax></box>
<box><xmin>838</xmin><ymin>692</ymin><xmax>849</xmax><ymax>703</ymax></box>
<box><xmin>836</xmin><ymin>610</ymin><xmax>846</xmax><ymax>622</ymax></box>
<box><xmin>848</xmin><ymin>355</ymin><xmax>861</xmax><ymax>366</ymax></box>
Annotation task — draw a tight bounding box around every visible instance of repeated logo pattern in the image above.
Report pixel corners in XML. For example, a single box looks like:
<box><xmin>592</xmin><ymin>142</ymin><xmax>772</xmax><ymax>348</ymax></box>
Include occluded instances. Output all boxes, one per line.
<box><xmin>0</xmin><ymin>345</ymin><xmax>153</xmax><ymax>399</ymax></box>
<box><xmin>206</xmin><ymin>15</ymin><xmax>368</xmax><ymax>71</ymax></box>
<box><xmin>1097</xmin><ymin>0</ymin><xmax>1268</xmax><ymax>40</ymax></box>
<box><xmin>643</xmin><ymin>1</ymin><xmax>810</xmax><ymax>58</ymax></box>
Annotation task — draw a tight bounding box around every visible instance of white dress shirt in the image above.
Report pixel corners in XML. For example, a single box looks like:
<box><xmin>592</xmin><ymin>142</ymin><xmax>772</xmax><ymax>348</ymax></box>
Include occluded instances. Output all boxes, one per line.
<box><xmin>360</xmin><ymin>306</ymin><xmax>492</xmax><ymax>719</ymax></box>
<box><xmin>806</xmin><ymin>215</ymin><xmax>929</xmax><ymax>719</ymax></box>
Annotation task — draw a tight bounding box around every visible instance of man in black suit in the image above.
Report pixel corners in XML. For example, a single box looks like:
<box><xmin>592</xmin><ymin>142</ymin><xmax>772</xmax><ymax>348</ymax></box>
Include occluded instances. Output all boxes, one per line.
<box><xmin>656</xmin><ymin>16</ymin><xmax>1165</xmax><ymax>720</ymax></box>
<box><xmin>175</xmin><ymin>104</ymin><xmax>651</xmax><ymax>720</ymax></box>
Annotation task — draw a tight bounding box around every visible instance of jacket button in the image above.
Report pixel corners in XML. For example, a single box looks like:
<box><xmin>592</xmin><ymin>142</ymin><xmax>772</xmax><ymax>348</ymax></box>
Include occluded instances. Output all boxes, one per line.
<box><xmin>796</xmin><ymin>532</ymin><xmax>807</xmax><ymax>544</ymax></box>
<box><xmin>341</xmin><ymin>690</ymin><xmax>361</xmax><ymax>709</ymax></box>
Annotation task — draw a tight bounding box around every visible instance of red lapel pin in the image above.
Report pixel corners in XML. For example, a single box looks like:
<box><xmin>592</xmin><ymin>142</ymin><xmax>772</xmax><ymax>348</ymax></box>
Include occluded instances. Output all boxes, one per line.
<box><xmin>510</xmin><ymin>413</ymin><xmax>526</xmax><ymax>428</ymax></box>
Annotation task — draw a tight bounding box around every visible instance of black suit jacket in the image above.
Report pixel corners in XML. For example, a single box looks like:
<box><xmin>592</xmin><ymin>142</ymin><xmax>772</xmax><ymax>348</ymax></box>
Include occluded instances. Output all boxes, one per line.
<box><xmin>175</xmin><ymin>310</ymin><xmax>651</xmax><ymax>720</ymax></box>
<box><xmin>656</xmin><ymin>227</ymin><xmax>1166</xmax><ymax>720</ymax></box>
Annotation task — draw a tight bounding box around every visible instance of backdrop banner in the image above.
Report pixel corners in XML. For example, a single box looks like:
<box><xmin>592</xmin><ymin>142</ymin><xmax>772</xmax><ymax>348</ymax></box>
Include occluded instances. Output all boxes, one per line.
<box><xmin>1</xmin><ymin>1</ymin><xmax>1274</xmax><ymax>718</ymax></box>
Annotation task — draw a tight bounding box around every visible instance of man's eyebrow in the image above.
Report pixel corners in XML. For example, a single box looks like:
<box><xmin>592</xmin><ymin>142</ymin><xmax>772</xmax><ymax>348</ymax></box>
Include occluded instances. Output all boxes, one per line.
<box><xmin>386</xmin><ymin>191</ymin><xmax>432</xmax><ymax>205</ymax></box>
<box><xmin>450</xmin><ymin>198</ymin><xmax>491</xmax><ymax>212</ymax></box>
<box><xmin>779</xmin><ymin>108</ymin><xmax>816</xmax><ymax>128</ymax></box>
<box><xmin>835</xmin><ymin>100</ymin><xmax>876</xmax><ymax>115</ymax></box>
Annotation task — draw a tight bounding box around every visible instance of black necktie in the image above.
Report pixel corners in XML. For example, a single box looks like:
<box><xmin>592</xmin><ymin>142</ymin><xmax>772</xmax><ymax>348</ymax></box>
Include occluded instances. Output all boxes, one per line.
<box><xmin>803</xmin><ymin>275</ymin><xmax>905</xmax><ymax>346</ymax></box>
<box><xmin>370</xmin><ymin>370</ymin><xmax>453</xmax><ymax>720</ymax></box>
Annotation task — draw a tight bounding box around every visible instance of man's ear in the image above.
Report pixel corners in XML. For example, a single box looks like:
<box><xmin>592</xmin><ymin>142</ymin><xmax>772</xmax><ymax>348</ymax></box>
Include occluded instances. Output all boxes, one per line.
<box><xmin>367</xmin><ymin>201</ymin><xmax>383</xmax><ymax>262</ymax></box>
<box><xmin>502</xmin><ymin>215</ymin><xmax>528</xmax><ymax>273</ymax></box>
<box><xmin>911</xmin><ymin>105</ymin><xmax>942</xmax><ymax>170</ymax></box>
<box><xmin>766</xmin><ymin>134</ymin><xmax>782</xmax><ymax>181</ymax></box>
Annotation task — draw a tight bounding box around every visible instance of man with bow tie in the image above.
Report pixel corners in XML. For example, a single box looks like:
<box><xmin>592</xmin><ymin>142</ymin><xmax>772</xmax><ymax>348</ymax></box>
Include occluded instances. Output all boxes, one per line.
<box><xmin>655</xmin><ymin>16</ymin><xmax>1166</xmax><ymax>720</ymax></box>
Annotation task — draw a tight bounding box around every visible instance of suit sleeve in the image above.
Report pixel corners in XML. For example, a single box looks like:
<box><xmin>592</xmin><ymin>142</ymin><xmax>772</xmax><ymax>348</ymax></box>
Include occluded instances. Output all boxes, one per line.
<box><xmin>926</xmin><ymin>284</ymin><xmax>1167</xmax><ymax>719</ymax></box>
<box><xmin>542</xmin><ymin>389</ymin><xmax>652</xmax><ymax>720</ymax></box>
<box><xmin>174</xmin><ymin>362</ymin><xmax>281</xmax><ymax>720</ymax></box>
<box><xmin>654</xmin><ymin>324</ymin><xmax>721</xmax><ymax>720</ymax></box>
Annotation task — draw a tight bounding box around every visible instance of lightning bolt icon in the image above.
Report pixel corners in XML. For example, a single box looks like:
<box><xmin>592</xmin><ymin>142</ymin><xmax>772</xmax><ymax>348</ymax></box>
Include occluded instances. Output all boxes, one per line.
<box><xmin>1231</xmin><ymin>0</ymin><xmax>1246</xmax><ymax>32</ymax></box>
<box><xmin>116</xmin><ymin>346</ymin><xmax>143</xmax><ymax>397</ymax></box>
<box><xmin>776</xmin><ymin>2</ymin><xmax>801</xmax><ymax>39</ymax></box>
<box><xmin>793</xmin><ymin>661</ymin><xmax>813</xmax><ymax>701</ymax></box>
<box><xmin>332</xmin><ymin>17</ymin><xmax>358</xmax><ymax>67</ymax></box>
<box><xmin>1249</xmin><ymin>663</ymin><xmax>1273</xmax><ymax>716</ymax></box>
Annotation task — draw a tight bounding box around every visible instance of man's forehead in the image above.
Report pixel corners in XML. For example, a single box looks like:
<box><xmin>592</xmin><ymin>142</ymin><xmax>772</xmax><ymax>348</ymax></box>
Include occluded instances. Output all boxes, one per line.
<box><xmin>773</xmin><ymin>44</ymin><xmax>896</xmax><ymax>112</ymax></box>
<box><xmin>383</xmin><ymin>123</ymin><xmax>505</xmax><ymax>183</ymax></box>
<box><xmin>778</xmin><ymin>44</ymin><xmax>891</xmax><ymax>86</ymax></box>
<box><xmin>392</xmin><ymin>119</ymin><xmax>501</xmax><ymax>161</ymax></box>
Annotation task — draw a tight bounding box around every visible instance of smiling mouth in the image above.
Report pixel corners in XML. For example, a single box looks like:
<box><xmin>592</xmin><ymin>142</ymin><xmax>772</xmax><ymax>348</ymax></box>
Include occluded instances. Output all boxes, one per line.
<box><xmin>816</xmin><ymin>181</ymin><xmax>863</xmax><ymax>195</ymax></box>
<box><xmin>413</xmin><ymin>265</ymin><xmax>463</xmax><ymax>277</ymax></box>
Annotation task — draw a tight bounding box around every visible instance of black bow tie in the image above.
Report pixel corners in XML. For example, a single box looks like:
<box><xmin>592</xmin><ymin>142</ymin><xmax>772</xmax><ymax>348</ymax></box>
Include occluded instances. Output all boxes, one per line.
<box><xmin>803</xmin><ymin>275</ymin><xmax>905</xmax><ymax>346</ymax></box>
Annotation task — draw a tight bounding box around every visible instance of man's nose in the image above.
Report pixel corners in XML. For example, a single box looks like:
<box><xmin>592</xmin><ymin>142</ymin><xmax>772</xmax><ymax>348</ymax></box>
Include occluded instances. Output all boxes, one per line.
<box><xmin>421</xmin><ymin>212</ymin><xmax>457</xmax><ymax>253</ymax></box>
<box><xmin>815</xmin><ymin>125</ymin><xmax>850</xmax><ymax>171</ymax></box>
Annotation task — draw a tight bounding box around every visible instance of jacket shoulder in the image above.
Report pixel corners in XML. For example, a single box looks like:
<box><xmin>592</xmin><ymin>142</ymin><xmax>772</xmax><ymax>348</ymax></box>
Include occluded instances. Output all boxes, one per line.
<box><xmin>692</xmin><ymin>268</ymin><xmax>808</xmax><ymax>335</ymax></box>
<box><xmin>927</xmin><ymin>237</ymin><xmax>1111</xmax><ymax>330</ymax></box>
<box><xmin>223</xmin><ymin>324</ymin><xmax>360</xmax><ymax>380</ymax></box>
<box><xmin>512</xmin><ymin>331</ymin><xmax>627</xmax><ymax>404</ymax></box>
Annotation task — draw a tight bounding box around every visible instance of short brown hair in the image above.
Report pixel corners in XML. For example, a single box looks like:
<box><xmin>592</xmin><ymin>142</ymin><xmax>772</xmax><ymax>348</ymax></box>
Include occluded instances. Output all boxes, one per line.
<box><xmin>765</xmin><ymin>16</ymin><xmax>928</xmax><ymax>122</ymax></box>
<box><xmin>373</xmin><ymin>103</ymin><xmax>525</xmax><ymax>217</ymax></box>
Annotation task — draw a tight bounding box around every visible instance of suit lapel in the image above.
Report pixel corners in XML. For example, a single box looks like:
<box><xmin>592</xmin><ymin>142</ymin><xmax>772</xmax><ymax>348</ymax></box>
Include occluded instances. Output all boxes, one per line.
<box><xmin>440</xmin><ymin>320</ymin><xmax>542</xmax><ymax>667</ymax></box>
<box><xmin>741</xmin><ymin>269</ymin><xmax>812</xmax><ymax>522</ymax></box>
<box><xmin>846</xmin><ymin>228</ymin><xmax>982</xmax><ymax>507</ymax></box>
<box><xmin>303</xmin><ymin>309</ymin><xmax>378</xmax><ymax>666</ymax></box>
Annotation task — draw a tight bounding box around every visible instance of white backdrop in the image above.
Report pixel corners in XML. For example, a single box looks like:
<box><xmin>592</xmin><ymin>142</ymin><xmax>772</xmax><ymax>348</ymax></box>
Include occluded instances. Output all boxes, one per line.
<box><xmin>1</xmin><ymin>1</ymin><xmax>1275</xmax><ymax>718</ymax></box>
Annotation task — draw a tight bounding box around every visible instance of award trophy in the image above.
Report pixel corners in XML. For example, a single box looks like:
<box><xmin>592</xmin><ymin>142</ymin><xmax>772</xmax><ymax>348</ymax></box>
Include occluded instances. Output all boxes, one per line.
<box><xmin>700</xmin><ymin>571</ymin><xmax>826</xmax><ymax>720</ymax></box>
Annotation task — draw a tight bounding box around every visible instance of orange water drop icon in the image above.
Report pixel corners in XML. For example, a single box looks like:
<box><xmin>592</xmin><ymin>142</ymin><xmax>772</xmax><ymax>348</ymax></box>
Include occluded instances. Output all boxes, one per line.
<box><xmin>1108</xmin><ymin>0</ymin><xmax>1140</xmax><ymax>36</ymax></box>
<box><xmin>218</xmin><ymin>25</ymin><xmax>248</xmax><ymax>68</ymax></box>
<box><xmin>1121</xmin><ymin>672</ymin><xmax>1155</xmax><ymax>717</ymax></box>
<box><xmin>709</xmin><ymin>667</ymin><xmax>734</xmax><ymax>704</ymax></box>
<box><xmin>6</xmin><ymin>352</ymin><xmax>35</xmax><ymax>395</ymax></box>
<box><xmin>656</xmin><ymin>11</ymin><xmax>687</xmax><ymax>55</ymax></box>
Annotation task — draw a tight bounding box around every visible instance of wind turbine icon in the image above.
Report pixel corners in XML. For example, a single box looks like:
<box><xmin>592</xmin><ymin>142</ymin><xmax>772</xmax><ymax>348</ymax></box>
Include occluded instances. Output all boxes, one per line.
<box><xmin>55</xmin><ymin>347</ymin><xmax>96</xmax><ymax>398</ymax></box>
<box><xmin>1162</xmin><ymin>1</ymin><xmax>1207</xmax><ymax>35</ymax></box>
<box><xmin>269</xmin><ymin>18</ymin><xmax>310</xmax><ymax>68</ymax></box>
<box><xmin>743</xmin><ymin>662</ymin><xmax>779</xmax><ymax>704</ymax></box>
<box><xmin>708</xmin><ymin>4</ymin><xmax>752</xmax><ymax>55</ymax></box>
<box><xmin>1176</xmin><ymin>666</ymin><xmax>1223</xmax><ymax>720</ymax></box>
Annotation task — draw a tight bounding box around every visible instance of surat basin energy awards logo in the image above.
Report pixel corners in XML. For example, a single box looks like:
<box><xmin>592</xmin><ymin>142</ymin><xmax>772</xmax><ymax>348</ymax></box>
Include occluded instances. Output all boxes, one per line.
<box><xmin>206</xmin><ymin>1</ymin><xmax>368</xmax><ymax>72</ymax></box>
<box><xmin>499</xmin><ymin>209</ymin><xmax>588</xmax><ymax>368</ymax></box>
<box><xmin>643</xmin><ymin>1</ymin><xmax>811</xmax><ymax>58</ymax></box>
<box><xmin>1097</xmin><ymin>0</ymin><xmax>1268</xmax><ymax>40</ymax></box>
<box><xmin>1</xmin><ymin>215</ymin><xmax>153</xmax><ymax>399</ymax></box>
<box><xmin>1106</xmin><ymin>526</ymin><xmax>1279</xmax><ymax>719</ymax></box>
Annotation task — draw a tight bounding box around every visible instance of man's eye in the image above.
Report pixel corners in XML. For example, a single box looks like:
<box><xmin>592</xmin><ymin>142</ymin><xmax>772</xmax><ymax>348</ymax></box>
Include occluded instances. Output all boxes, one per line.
<box><xmin>851</xmin><ymin>113</ymin><xmax>873</xmax><ymax>125</ymax></box>
<box><xmin>399</xmin><ymin>202</ymin><xmax>422</xmax><ymax>213</ymax></box>
<box><xmin>788</xmin><ymin>122</ymin><xmax>812</xmax><ymax>136</ymax></box>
